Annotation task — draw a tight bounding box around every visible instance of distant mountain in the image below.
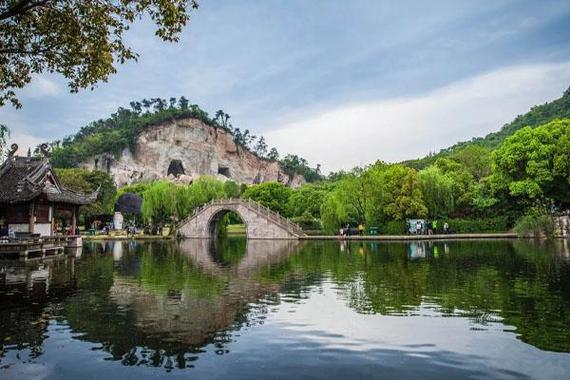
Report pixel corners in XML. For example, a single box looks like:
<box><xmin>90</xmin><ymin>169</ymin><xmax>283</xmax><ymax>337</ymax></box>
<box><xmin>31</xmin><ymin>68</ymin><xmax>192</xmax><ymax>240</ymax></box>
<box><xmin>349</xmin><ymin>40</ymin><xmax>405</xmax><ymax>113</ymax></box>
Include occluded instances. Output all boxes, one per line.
<box><xmin>403</xmin><ymin>85</ymin><xmax>570</xmax><ymax>170</ymax></box>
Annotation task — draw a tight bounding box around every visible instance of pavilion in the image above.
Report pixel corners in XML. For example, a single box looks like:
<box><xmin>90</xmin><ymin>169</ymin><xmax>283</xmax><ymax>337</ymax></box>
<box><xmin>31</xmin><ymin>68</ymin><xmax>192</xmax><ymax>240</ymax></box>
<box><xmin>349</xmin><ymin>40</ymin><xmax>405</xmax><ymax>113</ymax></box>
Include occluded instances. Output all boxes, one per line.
<box><xmin>0</xmin><ymin>144</ymin><xmax>98</xmax><ymax>237</ymax></box>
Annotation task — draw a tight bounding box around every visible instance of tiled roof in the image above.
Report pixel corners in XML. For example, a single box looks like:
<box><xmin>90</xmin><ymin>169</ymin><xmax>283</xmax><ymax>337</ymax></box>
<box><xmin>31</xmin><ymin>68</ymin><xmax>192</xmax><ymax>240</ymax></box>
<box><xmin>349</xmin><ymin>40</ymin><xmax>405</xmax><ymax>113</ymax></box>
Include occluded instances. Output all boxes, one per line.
<box><xmin>0</xmin><ymin>155</ymin><xmax>98</xmax><ymax>205</ymax></box>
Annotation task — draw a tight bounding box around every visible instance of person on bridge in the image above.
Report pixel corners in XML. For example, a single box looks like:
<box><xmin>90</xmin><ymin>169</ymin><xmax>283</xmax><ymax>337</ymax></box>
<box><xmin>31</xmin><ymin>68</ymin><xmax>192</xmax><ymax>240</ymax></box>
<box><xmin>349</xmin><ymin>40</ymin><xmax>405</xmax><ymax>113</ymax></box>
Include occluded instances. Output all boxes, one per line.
<box><xmin>358</xmin><ymin>223</ymin><xmax>365</xmax><ymax>236</ymax></box>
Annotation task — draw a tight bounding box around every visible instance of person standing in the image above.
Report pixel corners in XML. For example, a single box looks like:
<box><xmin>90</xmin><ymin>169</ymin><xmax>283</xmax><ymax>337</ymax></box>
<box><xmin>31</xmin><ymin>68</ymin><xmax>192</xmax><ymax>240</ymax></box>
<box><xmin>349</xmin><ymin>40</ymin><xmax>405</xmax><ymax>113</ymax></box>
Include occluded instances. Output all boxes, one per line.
<box><xmin>444</xmin><ymin>222</ymin><xmax>449</xmax><ymax>234</ymax></box>
<box><xmin>358</xmin><ymin>223</ymin><xmax>364</xmax><ymax>236</ymax></box>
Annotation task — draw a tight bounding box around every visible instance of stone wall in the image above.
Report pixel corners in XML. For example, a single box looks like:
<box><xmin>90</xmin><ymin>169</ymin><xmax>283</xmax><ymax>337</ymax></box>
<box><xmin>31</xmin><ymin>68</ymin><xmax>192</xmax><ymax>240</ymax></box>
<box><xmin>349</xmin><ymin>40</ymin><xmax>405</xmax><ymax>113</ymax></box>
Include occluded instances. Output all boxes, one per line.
<box><xmin>79</xmin><ymin>118</ymin><xmax>305</xmax><ymax>188</ymax></box>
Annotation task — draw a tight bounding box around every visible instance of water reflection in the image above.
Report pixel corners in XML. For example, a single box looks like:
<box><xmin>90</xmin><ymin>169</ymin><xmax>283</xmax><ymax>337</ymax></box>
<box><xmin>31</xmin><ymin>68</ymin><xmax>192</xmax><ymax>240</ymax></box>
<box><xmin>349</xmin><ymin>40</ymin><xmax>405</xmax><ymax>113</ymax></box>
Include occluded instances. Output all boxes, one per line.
<box><xmin>1</xmin><ymin>239</ymin><xmax>570</xmax><ymax>378</ymax></box>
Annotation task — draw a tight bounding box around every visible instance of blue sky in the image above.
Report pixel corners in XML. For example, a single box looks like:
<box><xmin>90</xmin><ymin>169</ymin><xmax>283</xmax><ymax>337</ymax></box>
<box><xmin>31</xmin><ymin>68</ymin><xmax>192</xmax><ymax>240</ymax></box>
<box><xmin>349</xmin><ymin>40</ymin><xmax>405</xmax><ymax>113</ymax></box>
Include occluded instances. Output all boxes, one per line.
<box><xmin>2</xmin><ymin>0</ymin><xmax>570</xmax><ymax>171</ymax></box>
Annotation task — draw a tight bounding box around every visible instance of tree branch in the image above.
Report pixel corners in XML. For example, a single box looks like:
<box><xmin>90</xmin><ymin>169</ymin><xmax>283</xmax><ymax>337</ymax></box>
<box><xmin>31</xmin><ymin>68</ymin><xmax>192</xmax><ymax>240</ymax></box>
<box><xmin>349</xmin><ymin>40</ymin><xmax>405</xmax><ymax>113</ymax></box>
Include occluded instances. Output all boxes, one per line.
<box><xmin>0</xmin><ymin>0</ymin><xmax>51</xmax><ymax>21</ymax></box>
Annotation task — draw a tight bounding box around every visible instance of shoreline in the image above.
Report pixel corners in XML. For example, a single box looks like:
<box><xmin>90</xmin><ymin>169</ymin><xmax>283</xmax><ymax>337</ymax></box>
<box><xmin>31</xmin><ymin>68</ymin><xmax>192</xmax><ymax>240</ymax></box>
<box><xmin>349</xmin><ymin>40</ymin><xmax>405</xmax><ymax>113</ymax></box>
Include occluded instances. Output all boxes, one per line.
<box><xmin>301</xmin><ymin>233</ymin><xmax>519</xmax><ymax>241</ymax></box>
<box><xmin>81</xmin><ymin>232</ymin><xmax>529</xmax><ymax>242</ymax></box>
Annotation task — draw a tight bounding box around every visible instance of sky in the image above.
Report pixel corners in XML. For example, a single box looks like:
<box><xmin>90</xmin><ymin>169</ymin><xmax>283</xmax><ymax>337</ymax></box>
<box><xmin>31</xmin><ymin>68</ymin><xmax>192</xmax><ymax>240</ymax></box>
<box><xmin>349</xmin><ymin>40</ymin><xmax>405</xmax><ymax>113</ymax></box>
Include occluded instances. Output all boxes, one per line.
<box><xmin>1</xmin><ymin>0</ymin><xmax>570</xmax><ymax>172</ymax></box>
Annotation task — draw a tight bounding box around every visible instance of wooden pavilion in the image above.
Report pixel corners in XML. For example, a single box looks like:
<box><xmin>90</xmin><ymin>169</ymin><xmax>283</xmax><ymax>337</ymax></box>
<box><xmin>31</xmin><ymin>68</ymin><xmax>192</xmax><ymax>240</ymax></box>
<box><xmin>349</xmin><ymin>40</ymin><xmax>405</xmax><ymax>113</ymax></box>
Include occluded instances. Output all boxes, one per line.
<box><xmin>0</xmin><ymin>144</ymin><xmax>98</xmax><ymax>239</ymax></box>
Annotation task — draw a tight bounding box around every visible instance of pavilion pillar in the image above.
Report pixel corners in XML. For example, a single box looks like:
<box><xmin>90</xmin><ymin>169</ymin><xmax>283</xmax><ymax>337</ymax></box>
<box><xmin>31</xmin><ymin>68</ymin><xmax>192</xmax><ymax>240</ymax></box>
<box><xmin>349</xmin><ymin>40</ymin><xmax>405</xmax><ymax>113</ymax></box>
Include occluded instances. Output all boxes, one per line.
<box><xmin>71</xmin><ymin>206</ymin><xmax>77</xmax><ymax>235</ymax></box>
<box><xmin>29</xmin><ymin>202</ymin><xmax>35</xmax><ymax>234</ymax></box>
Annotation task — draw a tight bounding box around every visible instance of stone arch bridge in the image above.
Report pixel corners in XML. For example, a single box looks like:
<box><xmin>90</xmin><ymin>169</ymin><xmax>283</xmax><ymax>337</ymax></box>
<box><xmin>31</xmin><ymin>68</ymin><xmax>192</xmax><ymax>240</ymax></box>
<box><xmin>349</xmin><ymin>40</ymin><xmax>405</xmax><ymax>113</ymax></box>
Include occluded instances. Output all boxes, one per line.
<box><xmin>177</xmin><ymin>198</ymin><xmax>307</xmax><ymax>239</ymax></box>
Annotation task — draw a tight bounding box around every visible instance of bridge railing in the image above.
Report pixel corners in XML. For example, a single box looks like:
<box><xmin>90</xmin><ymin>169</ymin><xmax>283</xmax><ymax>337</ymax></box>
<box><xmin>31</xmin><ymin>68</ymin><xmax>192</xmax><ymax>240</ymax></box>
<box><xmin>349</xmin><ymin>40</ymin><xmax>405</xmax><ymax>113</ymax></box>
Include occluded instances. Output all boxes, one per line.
<box><xmin>243</xmin><ymin>198</ymin><xmax>306</xmax><ymax>236</ymax></box>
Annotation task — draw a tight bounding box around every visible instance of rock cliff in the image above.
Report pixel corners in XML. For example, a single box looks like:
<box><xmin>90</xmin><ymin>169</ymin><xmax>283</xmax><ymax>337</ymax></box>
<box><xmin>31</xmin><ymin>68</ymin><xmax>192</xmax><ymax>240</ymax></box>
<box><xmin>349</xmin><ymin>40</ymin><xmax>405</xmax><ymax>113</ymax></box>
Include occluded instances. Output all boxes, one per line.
<box><xmin>78</xmin><ymin>117</ymin><xmax>304</xmax><ymax>188</ymax></box>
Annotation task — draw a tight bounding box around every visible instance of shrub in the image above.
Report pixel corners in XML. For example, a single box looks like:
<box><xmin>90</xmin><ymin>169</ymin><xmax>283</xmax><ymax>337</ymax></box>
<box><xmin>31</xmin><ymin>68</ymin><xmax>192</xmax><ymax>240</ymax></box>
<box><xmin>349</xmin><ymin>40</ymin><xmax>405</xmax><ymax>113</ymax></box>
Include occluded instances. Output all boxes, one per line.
<box><xmin>378</xmin><ymin>220</ymin><xmax>407</xmax><ymax>235</ymax></box>
<box><xmin>290</xmin><ymin>213</ymin><xmax>322</xmax><ymax>231</ymax></box>
<box><xmin>514</xmin><ymin>210</ymin><xmax>555</xmax><ymax>238</ymax></box>
<box><xmin>445</xmin><ymin>217</ymin><xmax>508</xmax><ymax>233</ymax></box>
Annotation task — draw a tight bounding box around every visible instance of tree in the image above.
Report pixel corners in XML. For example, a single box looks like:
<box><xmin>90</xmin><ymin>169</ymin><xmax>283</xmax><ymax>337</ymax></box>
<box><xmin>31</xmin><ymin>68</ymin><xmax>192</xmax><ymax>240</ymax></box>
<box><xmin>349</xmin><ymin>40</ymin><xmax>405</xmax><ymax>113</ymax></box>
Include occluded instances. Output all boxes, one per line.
<box><xmin>152</xmin><ymin>98</ymin><xmax>167</xmax><ymax>111</ymax></box>
<box><xmin>0</xmin><ymin>1</ymin><xmax>199</xmax><ymax>108</ymax></box>
<box><xmin>450</xmin><ymin>145</ymin><xmax>492</xmax><ymax>180</ymax></box>
<box><xmin>129</xmin><ymin>101</ymin><xmax>142</xmax><ymax>115</ymax></box>
<box><xmin>178</xmin><ymin>96</ymin><xmax>189</xmax><ymax>110</ymax></box>
<box><xmin>242</xmin><ymin>182</ymin><xmax>292</xmax><ymax>216</ymax></box>
<box><xmin>254</xmin><ymin>136</ymin><xmax>268</xmax><ymax>157</ymax></box>
<box><xmin>214</xmin><ymin>110</ymin><xmax>231</xmax><ymax>130</ymax></box>
<box><xmin>491</xmin><ymin>119</ymin><xmax>570</xmax><ymax>208</ymax></box>
<box><xmin>54</xmin><ymin>168</ymin><xmax>117</xmax><ymax>221</ymax></box>
<box><xmin>419</xmin><ymin>166</ymin><xmax>455</xmax><ymax>218</ymax></box>
<box><xmin>267</xmin><ymin>147</ymin><xmax>279</xmax><ymax>161</ymax></box>
<box><xmin>288</xmin><ymin>184</ymin><xmax>328</xmax><ymax>218</ymax></box>
<box><xmin>142</xmin><ymin>181</ymin><xmax>178</xmax><ymax>224</ymax></box>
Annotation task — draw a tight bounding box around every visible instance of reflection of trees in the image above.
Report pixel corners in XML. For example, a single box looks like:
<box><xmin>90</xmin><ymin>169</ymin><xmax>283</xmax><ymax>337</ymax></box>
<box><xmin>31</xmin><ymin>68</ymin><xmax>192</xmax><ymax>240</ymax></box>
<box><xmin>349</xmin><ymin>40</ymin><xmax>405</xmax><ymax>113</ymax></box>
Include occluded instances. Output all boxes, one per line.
<box><xmin>263</xmin><ymin>240</ymin><xmax>570</xmax><ymax>352</ymax></box>
<box><xmin>30</xmin><ymin>237</ymin><xmax>570</xmax><ymax>374</ymax></box>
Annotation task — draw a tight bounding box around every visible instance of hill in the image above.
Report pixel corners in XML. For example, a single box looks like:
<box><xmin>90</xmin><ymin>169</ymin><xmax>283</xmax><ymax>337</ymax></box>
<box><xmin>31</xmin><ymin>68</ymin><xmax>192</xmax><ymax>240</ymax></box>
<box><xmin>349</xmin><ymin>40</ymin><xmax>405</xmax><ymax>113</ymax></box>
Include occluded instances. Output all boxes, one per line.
<box><xmin>46</xmin><ymin>97</ymin><xmax>321</xmax><ymax>184</ymax></box>
<box><xmin>403</xmin><ymin>85</ymin><xmax>570</xmax><ymax>170</ymax></box>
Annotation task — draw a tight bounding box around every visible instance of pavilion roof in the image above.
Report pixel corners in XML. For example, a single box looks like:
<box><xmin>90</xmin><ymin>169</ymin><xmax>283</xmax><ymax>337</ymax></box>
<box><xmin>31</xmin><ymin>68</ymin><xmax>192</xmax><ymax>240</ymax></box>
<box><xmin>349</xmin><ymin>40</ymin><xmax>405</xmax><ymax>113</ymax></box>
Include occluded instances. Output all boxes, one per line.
<box><xmin>0</xmin><ymin>153</ymin><xmax>98</xmax><ymax>205</ymax></box>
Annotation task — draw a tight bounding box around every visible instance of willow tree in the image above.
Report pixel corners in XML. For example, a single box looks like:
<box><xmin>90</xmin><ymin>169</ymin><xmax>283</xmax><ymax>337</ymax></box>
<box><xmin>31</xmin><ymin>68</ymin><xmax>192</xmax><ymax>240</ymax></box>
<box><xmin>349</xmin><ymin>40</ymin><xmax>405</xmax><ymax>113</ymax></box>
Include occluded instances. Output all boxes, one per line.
<box><xmin>419</xmin><ymin>166</ymin><xmax>455</xmax><ymax>218</ymax></box>
<box><xmin>142</xmin><ymin>181</ymin><xmax>178</xmax><ymax>224</ymax></box>
<box><xmin>0</xmin><ymin>0</ymin><xmax>199</xmax><ymax>107</ymax></box>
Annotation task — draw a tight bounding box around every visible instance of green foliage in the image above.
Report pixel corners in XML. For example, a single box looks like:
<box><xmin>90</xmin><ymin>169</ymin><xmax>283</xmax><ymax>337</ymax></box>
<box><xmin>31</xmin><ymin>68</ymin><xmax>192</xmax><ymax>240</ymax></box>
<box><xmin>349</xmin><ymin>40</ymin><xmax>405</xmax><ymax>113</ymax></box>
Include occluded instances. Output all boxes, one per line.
<box><xmin>450</xmin><ymin>145</ymin><xmax>492</xmax><ymax>180</ymax></box>
<box><xmin>141</xmin><ymin>176</ymin><xmax>232</xmax><ymax>224</ymax></box>
<box><xmin>242</xmin><ymin>182</ymin><xmax>292</xmax><ymax>216</ymax></box>
<box><xmin>514</xmin><ymin>208</ymin><xmax>555</xmax><ymax>238</ymax></box>
<box><xmin>445</xmin><ymin>217</ymin><xmax>509</xmax><ymax>233</ymax></box>
<box><xmin>223</xmin><ymin>181</ymin><xmax>241</xmax><ymax>198</ymax></box>
<box><xmin>491</xmin><ymin>119</ymin><xmax>570</xmax><ymax>207</ymax></box>
<box><xmin>290</xmin><ymin>213</ymin><xmax>322</xmax><ymax>231</ymax></box>
<box><xmin>288</xmin><ymin>184</ymin><xmax>329</xmax><ymax>218</ymax></box>
<box><xmin>116</xmin><ymin>182</ymin><xmax>152</xmax><ymax>199</ymax></box>
<box><xmin>378</xmin><ymin>220</ymin><xmax>407</xmax><ymax>235</ymax></box>
<box><xmin>280</xmin><ymin>154</ymin><xmax>322</xmax><ymax>183</ymax></box>
<box><xmin>419</xmin><ymin>166</ymin><xmax>455</xmax><ymax>218</ymax></box>
<box><xmin>0</xmin><ymin>1</ymin><xmax>199</xmax><ymax>108</ymax></box>
<box><xmin>319</xmin><ymin>163</ymin><xmax>427</xmax><ymax>232</ymax></box>
<box><xmin>142</xmin><ymin>181</ymin><xmax>178</xmax><ymax>224</ymax></box>
<box><xmin>55</xmin><ymin>168</ymin><xmax>116</xmax><ymax>219</ymax></box>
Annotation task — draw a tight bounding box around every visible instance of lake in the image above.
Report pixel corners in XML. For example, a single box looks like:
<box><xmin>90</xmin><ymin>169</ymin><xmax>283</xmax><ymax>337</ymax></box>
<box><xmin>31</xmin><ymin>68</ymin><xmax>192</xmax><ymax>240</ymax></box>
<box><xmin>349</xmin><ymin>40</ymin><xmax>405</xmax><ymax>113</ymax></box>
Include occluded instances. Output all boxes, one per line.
<box><xmin>1</xmin><ymin>239</ymin><xmax>570</xmax><ymax>379</ymax></box>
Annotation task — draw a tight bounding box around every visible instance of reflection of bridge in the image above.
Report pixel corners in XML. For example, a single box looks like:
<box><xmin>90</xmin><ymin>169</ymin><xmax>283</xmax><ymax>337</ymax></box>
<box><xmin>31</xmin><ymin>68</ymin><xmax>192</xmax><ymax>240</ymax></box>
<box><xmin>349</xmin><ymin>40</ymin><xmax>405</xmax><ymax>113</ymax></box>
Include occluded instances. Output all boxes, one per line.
<box><xmin>107</xmin><ymin>239</ymin><xmax>302</xmax><ymax>348</ymax></box>
<box><xmin>178</xmin><ymin>198</ymin><xmax>307</xmax><ymax>239</ymax></box>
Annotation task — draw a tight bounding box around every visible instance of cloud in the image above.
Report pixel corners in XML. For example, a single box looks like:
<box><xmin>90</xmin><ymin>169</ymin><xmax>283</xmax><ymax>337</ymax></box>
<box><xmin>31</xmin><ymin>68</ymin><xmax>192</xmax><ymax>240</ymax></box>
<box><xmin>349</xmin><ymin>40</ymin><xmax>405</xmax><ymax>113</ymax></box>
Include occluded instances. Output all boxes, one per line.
<box><xmin>7</xmin><ymin>131</ymin><xmax>44</xmax><ymax>154</ymax></box>
<box><xmin>21</xmin><ymin>75</ymin><xmax>61</xmax><ymax>98</ymax></box>
<box><xmin>265</xmin><ymin>62</ymin><xmax>570</xmax><ymax>173</ymax></box>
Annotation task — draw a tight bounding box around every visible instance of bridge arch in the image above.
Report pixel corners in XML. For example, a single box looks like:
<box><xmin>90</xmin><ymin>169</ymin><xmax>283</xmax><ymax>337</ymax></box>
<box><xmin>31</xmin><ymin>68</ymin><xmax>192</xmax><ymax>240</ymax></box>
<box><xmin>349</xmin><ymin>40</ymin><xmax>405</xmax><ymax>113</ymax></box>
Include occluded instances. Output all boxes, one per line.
<box><xmin>178</xmin><ymin>199</ymin><xmax>306</xmax><ymax>240</ymax></box>
<box><xmin>206</xmin><ymin>208</ymin><xmax>246</xmax><ymax>238</ymax></box>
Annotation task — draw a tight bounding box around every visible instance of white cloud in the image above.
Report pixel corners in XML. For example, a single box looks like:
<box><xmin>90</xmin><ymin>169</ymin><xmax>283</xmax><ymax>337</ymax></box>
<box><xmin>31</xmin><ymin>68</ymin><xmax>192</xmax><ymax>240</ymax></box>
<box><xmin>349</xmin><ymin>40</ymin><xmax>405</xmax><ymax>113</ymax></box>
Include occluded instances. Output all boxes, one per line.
<box><xmin>266</xmin><ymin>62</ymin><xmax>570</xmax><ymax>173</ymax></box>
<box><xmin>21</xmin><ymin>75</ymin><xmax>61</xmax><ymax>98</ymax></box>
<box><xmin>7</xmin><ymin>131</ymin><xmax>44</xmax><ymax>154</ymax></box>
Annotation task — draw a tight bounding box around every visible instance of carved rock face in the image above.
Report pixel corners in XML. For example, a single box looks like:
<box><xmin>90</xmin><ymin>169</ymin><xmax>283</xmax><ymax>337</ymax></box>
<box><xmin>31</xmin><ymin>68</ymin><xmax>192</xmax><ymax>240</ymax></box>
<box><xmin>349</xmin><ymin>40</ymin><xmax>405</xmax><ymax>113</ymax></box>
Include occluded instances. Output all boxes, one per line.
<box><xmin>79</xmin><ymin>118</ymin><xmax>305</xmax><ymax>188</ymax></box>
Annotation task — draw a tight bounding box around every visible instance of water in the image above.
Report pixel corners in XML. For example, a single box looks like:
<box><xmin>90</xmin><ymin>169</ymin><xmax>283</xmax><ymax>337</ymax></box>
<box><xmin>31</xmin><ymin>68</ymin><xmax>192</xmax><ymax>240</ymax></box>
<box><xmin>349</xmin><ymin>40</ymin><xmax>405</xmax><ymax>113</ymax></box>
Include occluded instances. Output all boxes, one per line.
<box><xmin>1</xmin><ymin>239</ymin><xmax>570</xmax><ymax>379</ymax></box>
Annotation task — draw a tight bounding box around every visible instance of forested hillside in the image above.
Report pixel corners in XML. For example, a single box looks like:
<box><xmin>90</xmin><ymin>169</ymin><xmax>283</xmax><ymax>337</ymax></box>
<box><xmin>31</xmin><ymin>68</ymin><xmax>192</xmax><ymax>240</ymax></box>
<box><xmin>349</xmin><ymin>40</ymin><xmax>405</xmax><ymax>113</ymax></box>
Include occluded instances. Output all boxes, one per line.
<box><xmin>404</xmin><ymin>86</ymin><xmax>570</xmax><ymax>170</ymax></box>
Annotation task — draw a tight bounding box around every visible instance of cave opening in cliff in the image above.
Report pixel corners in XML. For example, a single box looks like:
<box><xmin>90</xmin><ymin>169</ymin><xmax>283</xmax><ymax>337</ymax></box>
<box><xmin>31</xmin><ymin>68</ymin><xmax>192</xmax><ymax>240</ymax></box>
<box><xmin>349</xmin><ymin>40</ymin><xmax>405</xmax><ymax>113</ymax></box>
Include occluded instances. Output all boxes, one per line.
<box><xmin>167</xmin><ymin>159</ymin><xmax>185</xmax><ymax>177</ymax></box>
<box><xmin>218</xmin><ymin>166</ymin><xmax>231</xmax><ymax>178</ymax></box>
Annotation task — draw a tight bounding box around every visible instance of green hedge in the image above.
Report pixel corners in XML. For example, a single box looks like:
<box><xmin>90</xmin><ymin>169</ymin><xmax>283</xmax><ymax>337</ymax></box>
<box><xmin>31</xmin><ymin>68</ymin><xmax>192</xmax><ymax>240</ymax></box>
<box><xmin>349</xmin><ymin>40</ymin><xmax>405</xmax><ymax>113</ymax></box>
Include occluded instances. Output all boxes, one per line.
<box><xmin>445</xmin><ymin>217</ymin><xmax>509</xmax><ymax>233</ymax></box>
<box><xmin>377</xmin><ymin>220</ymin><xmax>407</xmax><ymax>235</ymax></box>
<box><xmin>290</xmin><ymin>215</ymin><xmax>322</xmax><ymax>231</ymax></box>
